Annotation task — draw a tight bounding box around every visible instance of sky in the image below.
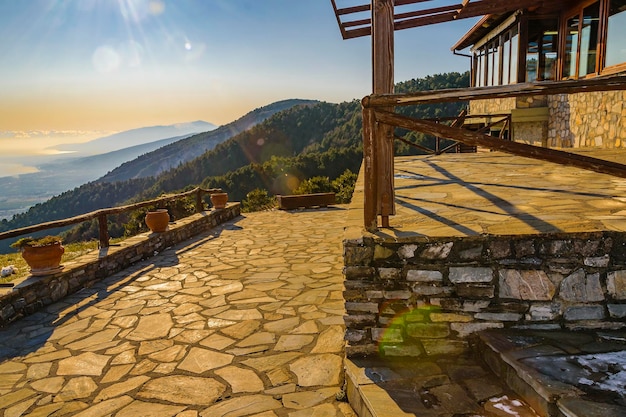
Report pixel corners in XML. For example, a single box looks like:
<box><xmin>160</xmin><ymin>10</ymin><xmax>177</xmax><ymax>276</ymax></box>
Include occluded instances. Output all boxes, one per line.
<box><xmin>0</xmin><ymin>0</ymin><xmax>476</xmax><ymax>162</ymax></box>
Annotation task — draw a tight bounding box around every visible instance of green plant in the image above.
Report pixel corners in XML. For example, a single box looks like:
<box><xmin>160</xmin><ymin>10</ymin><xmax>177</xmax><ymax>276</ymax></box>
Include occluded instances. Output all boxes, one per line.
<box><xmin>10</xmin><ymin>235</ymin><xmax>62</xmax><ymax>250</ymax></box>
<box><xmin>332</xmin><ymin>169</ymin><xmax>358</xmax><ymax>203</ymax></box>
<box><xmin>242</xmin><ymin>189</ymin><xmax>276</xmax><ymax>212</ymax></box>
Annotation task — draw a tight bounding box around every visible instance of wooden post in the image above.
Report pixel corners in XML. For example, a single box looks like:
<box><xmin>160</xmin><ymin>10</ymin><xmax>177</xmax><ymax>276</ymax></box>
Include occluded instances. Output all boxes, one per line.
<box><xmin>362</xmin><ymin>103</ymin><xmax>378</xmax><ymax>232</ymax></box>
<box><xmin>195</xmin><ymin>188</ymin><xmax>204</xmax><ymax>213</ymax></box>
<box><xmin>372</xmin><ymin>0</ymin><xmax>395</xmax><ymax>228</ymax></box>
<box><xmin>98</xmin><ymin>214</ymin><xmax>109</xmax><ymax>248</ymax></box>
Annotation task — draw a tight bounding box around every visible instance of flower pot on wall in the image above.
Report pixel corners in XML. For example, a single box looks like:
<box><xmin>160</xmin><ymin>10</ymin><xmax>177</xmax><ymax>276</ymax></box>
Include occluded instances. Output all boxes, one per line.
<box><xmin>210</xmin><ymin>193</ymin><xmax>228</xmax><ymax>209</ymax></box>
<box><xmin>21</xmin><ymin>241</ymin><xmax>64</xmax><ymax>276</ymax></box>
<box><xmin>145</xmin><ymin>209</ymin><xmax>170</xmax><ymax>232</ymax></box>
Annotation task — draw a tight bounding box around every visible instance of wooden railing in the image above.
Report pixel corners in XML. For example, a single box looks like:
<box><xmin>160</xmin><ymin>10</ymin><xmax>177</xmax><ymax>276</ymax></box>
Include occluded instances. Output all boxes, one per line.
<box><xmin>0</xmin><ymin>187</ymin><xmax>222</xmax><ymax>249</ymax></box>
<box><xmin>361</xmin><ymin>75</ymin><xmax>626</xmax><ymax>232</ymax></box>
<box><xmin>395</xmin><ymin>111</ymin><xmax>512</xmax><ymax>155</ymax></box>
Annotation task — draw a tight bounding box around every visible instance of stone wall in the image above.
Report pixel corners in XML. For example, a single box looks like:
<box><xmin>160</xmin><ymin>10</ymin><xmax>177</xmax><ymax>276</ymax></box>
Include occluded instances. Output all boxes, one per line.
<box><xmin>548</xmin><ymin>91</ymin><xmax>626</xmax><ymax>148</ymax></box>
<box><xmin>470</xmin><ymin>97</ymin><xmax>516</xmax><ymax>115</ymax></box>
<box><xmin>0</xmin><ymin>204</ymin><xmax>240</xmax><ymax>327</ymax></box>
<box><xmin>343</xmin><ymin>231</ymin><xmax>626</xmax><ymax>358</ymax></box>
<box><xmin>470</xmin><ymin>91</ymin><xmax>626</xmax><ymax>148</ymax></box>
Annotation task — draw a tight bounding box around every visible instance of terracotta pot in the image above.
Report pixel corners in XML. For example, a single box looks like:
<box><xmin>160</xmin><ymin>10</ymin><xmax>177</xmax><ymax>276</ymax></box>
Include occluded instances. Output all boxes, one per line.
<box><xmin>210</xmin><ymin>193</ymin><xmax>228</xmax><ymax>209</ymax></box>
<box><xmin>145</xmin><ymin>209</ymin><xmax>170</xmax><ymax>232</ymax></box>
<box><xmin>22</xmin><ymin>242</ymin><xmax>64</xmax><ymax>276</ymax></box>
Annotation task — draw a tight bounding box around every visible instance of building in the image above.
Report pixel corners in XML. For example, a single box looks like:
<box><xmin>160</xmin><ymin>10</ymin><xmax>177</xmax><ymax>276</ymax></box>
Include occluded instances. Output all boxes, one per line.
<box><xmin>452</xmin><ymin>0</ymin><xmax>626</xmax><ymax>147</ymax></box>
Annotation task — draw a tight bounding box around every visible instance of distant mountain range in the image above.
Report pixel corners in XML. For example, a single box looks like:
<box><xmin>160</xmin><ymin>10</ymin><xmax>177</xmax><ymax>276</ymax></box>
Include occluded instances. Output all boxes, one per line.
<box><xmin>50</xmin><ymin>120</ymin><xmax>217</xmax><ymax>157</ymax></box>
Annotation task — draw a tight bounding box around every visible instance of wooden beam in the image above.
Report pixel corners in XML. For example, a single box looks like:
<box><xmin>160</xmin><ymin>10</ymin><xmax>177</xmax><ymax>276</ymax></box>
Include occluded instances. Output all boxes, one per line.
<box><xmin>363</xmin><ymin>76</ymin><xmax>626</xmax><ymax>107</ymax></box>
<box><xmin>333</xmin><ymin>0</ymin><xmax>550</xmax><ymax>39</ymax></box>
<box><xmin>374</xmin><ymin>110</ymin><xmax>626</xmax><ymax>178</ymax></box>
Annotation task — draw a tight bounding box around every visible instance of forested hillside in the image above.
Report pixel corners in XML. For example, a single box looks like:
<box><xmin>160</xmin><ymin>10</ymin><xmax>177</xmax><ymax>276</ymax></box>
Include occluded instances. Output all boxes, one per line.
<box><xmin>0</xmin><ymin>72</ymin><xmax>469</xmax><ymax>248</ymax></box>
<box><xmin>99</xmin><ymin>99</ymin><xmax>318</xmax><ymax>182</ymax></box>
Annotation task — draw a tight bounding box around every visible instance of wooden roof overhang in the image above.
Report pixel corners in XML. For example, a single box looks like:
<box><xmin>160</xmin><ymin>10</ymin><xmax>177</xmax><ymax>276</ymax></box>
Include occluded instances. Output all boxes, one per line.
<box><xmin>330</xmin><ymin>0</ymin><xmax>549</xmax><ymax>40</ymax></box>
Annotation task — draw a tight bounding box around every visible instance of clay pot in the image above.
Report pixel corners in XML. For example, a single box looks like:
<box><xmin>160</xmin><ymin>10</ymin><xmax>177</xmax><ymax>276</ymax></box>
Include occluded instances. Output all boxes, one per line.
<box><xmin>210</xmin><ymin>193</ymin><xmax>228</xmax><ymax>209</ymax></box>
<box><xmin>145</xmin><ymin>209</ymin><xmax>170</xmax><ymax>232</ymax></box>
<box><xmin>22</xmin><ymin>242</ymin><xmax>64</xmax><ymax>276</ymax></box>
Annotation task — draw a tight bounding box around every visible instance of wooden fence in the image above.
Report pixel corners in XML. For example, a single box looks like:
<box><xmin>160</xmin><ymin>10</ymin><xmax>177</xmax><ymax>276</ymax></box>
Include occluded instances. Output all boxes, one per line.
<box><xmin>0</xmin><ymin>187</ymin><xmax>222</xmax><ymax>249</ymax></box>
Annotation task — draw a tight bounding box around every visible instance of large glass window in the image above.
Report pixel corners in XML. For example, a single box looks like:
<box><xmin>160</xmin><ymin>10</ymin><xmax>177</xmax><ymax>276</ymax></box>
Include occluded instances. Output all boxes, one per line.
<box><xmin>526</xmin><ymin>19</ymin><xmax>559</xmax><ymax>82</ymax></box>
<box><xmin>606</xmin><ymin>0</ymin><xmax>626</xmax><ymax>67</ymax></box>
<box><xmin>502</xmin><ymin>33</ymin><xmax>511</xmax><ymax>85</ymax></box>
<box><xmin>472</xmin><ymin>26</ymin><xmax>518</xmax><ymax>86</ymax></box>
<box><xmin>476</xmin><ymin>50</ymin><xmax>486</xmax><ymax>87</ymax></box>
<box><xmin>489</xmin><ymin>40</ymin><xmax>500</xmax><ymax>86</ymax></box>
<box><xmin>563</xmin><ymin>15</ymin><xmax>580</xmax><ymax>78</ymax></box>
<box><xmin>579</xmin><ymin>2</ymin><xmax>600</xmax><ymax>76</ymax></box>
<box><xmin>510</xmin><ymin>29</ymin><xmax>519</xmax><ymax>83</ymax></box>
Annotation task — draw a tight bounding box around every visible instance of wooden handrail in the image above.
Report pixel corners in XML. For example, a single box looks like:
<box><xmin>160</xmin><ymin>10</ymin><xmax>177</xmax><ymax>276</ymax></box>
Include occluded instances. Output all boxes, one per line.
<box><xmin>363</xmin><ymin>75</ymin><xmax>626</xmax><ymax>107</ymax></box>
<box><xmin>0</xmin><ymin>187</ymin><xmax>222</xmax><ymax>248</ymax></box>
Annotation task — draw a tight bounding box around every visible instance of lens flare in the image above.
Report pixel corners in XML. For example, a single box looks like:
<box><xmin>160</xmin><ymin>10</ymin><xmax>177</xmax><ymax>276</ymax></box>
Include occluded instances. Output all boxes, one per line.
<box><xmin>92</xmin><ymin>46</ymin><xmax>121</xmax><ymax>73</ymax></box>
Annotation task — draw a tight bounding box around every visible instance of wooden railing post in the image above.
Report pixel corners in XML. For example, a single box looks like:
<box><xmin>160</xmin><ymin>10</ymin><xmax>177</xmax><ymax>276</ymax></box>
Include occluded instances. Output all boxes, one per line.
<box><xmin>362</xmin><ymin>102</ymin><xmax>378</xmax><ymax>232</ymax></box>
<box><xmin>195</xmin><ymin>188</ymin><xmax>204</xmax><ymax>213</ymax></box>
<box><xmin>98</xmin><ymin>214</ymin><xmax>109</xmax><ymax>248</ymax></box>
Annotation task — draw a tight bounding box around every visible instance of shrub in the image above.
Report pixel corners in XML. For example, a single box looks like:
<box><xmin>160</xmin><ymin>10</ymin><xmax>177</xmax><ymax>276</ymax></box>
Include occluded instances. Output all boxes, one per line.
<box><xmin>242</xmin><ymin>189</ymin><xmax>276</xmax><ymax>212</ymax></box>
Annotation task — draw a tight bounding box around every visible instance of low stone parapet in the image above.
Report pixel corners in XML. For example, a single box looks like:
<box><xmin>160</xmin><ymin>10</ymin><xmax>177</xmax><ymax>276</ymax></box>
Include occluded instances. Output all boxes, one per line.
<box><xmin>0</xmin><ymin>203</ymin><xmax>240</xmax><ymax>327</ymax></box>
<box><xmin>343</xmin><ymin>231</ymin><xmax>626</xmax><ymax>357</ymax></box>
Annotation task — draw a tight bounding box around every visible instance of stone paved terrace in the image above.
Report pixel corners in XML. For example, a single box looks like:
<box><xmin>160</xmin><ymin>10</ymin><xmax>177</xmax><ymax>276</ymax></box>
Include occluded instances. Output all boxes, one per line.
<box><xmin>347</xmin><ymin>149</ymin><xmax>626</xmax><ymax>239</ymax></box>
<box><xmin>0</xmin><ymin>209</ymin><xmax>356</xmax><ymax>417</ymax></box>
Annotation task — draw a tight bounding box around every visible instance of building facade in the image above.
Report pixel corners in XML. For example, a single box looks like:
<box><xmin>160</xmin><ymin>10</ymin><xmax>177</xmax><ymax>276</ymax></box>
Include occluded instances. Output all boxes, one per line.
<box><xmin>454</xmin><ymin>0</ymin><xmax>626</xmax><ymax>148</ymax></box>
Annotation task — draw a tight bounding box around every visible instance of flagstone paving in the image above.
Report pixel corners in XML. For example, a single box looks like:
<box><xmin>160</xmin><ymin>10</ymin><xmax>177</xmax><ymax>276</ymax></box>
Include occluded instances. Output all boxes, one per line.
<box><xmin>0</xmin><ymin>208</ymin><xmax>356</xmax><ymax>417</ymax></box>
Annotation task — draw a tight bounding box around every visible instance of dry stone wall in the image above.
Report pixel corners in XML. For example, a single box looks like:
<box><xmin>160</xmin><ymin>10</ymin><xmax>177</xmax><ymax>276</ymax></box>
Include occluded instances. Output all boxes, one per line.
<box><xmin>0</xmin><ymin>204</ymin><xmax>240</xmax><ymax>327</ymax></box>
<box><xmin>343</xmin><ymin>232</ymin><xmax>626</xmax><ymax>358</ymax></box>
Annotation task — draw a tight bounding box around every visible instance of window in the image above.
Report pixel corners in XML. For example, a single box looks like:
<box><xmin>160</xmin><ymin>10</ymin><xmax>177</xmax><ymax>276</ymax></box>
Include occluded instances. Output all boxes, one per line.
<box><xmin>562</xmin><ymin>1</ymin><xmax>601</xmax><ymax>78</ymax></box>
<box><xmin>472</xmin><ymin>25</ymin><xmax>518</xmax><ymax>86</ymax></box>
<box><xmin>579</xmin><ymin>2</ymin><xmax>600</xmax><ymax>76</ymax></box>
<box><xmin>502</xmin><ymin>33</ymin><xmax>511</xmax><ymax>85</ymax></box>
<box><xmin>606</xmin><ymin>0</ymin><xmax>626</xmax><ymax>68</ymax></box>
<box><xmin>488</xmin><ymin>40</ymin><xmax>500</xmax><ymax>86</ymax></box>
<box><xmin>526</xmin><ymin>19</ymin><xmax>559</xmax><ymax>82</ymax></box>
<box><xmin>563</xmin><ymin>15</ymin><xmax>580</xmax><ymax>78</ymax></box>
<box><xmin>509</xmin><ymin>29</ymin><xmax>519</xmax><ymax>83</ymax></box>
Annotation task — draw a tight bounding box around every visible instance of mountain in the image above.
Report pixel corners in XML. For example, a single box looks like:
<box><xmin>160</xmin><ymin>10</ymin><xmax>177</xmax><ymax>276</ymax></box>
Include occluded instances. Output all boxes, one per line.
<box><xmin>98</xmin><ymin>99</ymin><xmax>319</xmax><ymax>183</ymax></box>
<box><xmin>51</xmin><ymin>120</ymin><xmax>217</xmax><ymax>156</ymax></box>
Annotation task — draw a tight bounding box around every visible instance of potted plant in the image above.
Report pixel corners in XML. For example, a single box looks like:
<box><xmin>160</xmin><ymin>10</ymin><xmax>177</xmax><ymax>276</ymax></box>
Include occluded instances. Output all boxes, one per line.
<box><xmin>210</xmin><ymin>192</ymin><xmax>229</xmax><ymax>209</ymax></box>
<box><xmin>11</xmin><ymin>235</ymin><xmax>64</xmax><ymax>276</ymax></box>
<box><xmin>145</xmin><ymin>208</ymin><xmax>170</xmax><ymax>232</ymax></box>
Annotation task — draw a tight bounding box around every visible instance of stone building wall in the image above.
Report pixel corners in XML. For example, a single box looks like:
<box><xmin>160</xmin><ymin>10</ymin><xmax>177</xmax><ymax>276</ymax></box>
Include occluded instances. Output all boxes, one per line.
<box><xmin>470</xmin><ymin>97</ymin><xmax>516</xmax><ymax>115</ymax></box>
<box><xmin>548</xmin><ymin>91</ymin><xmax>626</xmax><ymax>148</ymax></box>
<box><xmin>471</xmin><ymin>91</ymin><xmax>626</xmax><ymax>148</ymax></box>
<box><xmin>0</xmin><ymin>204</ymin><xmax>240</xmax><ymax>327</ymax></box>
<box><xmin>343</xmin><ymin>232</ymin><xmax>626</xmax><ymax>358</ymax></box>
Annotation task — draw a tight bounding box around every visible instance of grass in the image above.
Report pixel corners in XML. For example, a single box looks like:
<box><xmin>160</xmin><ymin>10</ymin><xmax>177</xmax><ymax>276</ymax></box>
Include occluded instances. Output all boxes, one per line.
<box><xmin>0</xmin><ymin>240</ymin><xmax>101</xmax><ymax>285</ymax></box>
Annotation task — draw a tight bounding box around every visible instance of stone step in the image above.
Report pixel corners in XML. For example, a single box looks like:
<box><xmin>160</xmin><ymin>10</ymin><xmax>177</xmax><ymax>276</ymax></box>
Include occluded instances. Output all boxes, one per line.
<box><xmin>475</xmin><ymin>329</ymin><xmax>626</xmax><ymax>417</ymax></box>
<box><xmin>344</xmin><ymin>353</ymin><xmax>542</xmax><ymax>417</ymax></box>
<box><xmin>345</xmin><ymin>329</ymin><xmax>626</xmax><ymax>417</ymax></box>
